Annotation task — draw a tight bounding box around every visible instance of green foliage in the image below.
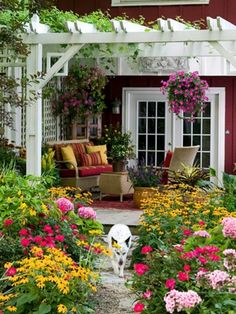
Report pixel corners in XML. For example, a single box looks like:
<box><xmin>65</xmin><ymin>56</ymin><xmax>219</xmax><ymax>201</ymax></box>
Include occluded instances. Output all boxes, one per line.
<box><xmin>41</xmin><ymin>146</ymin><xmax>60</xmax><ymax>187</ymax></box>
<box><xmin>101</xmin><ymin>125</ymin><xmax>135</xmax><ymax>161</ymax></box>
<box><xmin>168</xmin><ymin>164</ymin><xmax>210</xmax><ymax>187</ymax></box>
<box><xmin>222</xmin><ymin>172</ymin><xmax>236</xmax><ymax>212</ymax></box>
<box><xmin>128</xmin><ymin>164</ymin><xmax>161</xmax><ymax>187</ymax></box>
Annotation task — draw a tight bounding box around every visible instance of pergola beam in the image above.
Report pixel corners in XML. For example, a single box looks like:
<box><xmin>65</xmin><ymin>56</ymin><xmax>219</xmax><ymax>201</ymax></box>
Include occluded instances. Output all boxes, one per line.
<box><xmin>210</xmin><ymin>41</ymin><xmax>236</xmax><ymax>69</ymax></box>
<box><xmin>22</xmin><ymin>30</ymin><xmax>236</xmax><ymax>45</ymax></box>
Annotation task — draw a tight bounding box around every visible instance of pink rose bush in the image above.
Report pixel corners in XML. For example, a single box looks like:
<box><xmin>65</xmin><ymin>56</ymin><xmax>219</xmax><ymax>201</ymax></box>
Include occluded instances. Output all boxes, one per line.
<box><xmin>129</xmin><ymin>216</ymin><xmax>236</xmax><ymax>313</ymax></box>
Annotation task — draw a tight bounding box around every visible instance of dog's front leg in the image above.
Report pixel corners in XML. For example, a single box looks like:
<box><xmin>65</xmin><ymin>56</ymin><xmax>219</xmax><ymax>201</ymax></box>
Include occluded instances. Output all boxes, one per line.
<box><xmin>111</xmin><ymin>259</ymin><xmax>119</xmax><ymax>275</ymax></box>
<box><xmin>119</xmin><ymin>263</ymin><xmax>125</xmax><ymax>278</ymax></box>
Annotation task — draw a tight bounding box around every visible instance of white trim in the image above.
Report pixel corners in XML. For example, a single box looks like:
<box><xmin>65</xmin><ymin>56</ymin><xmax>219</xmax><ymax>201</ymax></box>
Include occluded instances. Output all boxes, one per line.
<box><xmin>112</xmin><ymin>0</ymin><xmax>209</xmax><ymax>6</ymax></box>
<box><xmin>46</xmin><ymin>53</ymin><xmax>68</xmax><ymax>76</ymax></box>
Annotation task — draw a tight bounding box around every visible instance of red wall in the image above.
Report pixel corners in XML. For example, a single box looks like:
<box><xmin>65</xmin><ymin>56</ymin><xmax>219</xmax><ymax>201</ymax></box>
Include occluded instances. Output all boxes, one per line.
<box><xmin>56</xmin><ymin>0</ymin><xmax>236</xmax><ymax>173</ymax></box>
<box><xmin>57</xmin><ymin>0</ymin><xmax>236</xmax><ymax>25</ymax></box>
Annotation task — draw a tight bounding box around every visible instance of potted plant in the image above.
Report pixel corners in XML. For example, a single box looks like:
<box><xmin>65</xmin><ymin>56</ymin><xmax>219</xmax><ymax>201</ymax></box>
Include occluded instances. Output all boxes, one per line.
<box><xmin>128</xmin><ymin>163</ymin><xmax>161</xmax><ymax>208</ymax></box>
<box><xmin>160</xmin><ymin>71</ymin><xmax>209</xmax><ymax>121</ymax></box>
<box><xmin>102</xmin><ymin>125</ymin><xmax>135</xmax><ymax>172</ymax></box>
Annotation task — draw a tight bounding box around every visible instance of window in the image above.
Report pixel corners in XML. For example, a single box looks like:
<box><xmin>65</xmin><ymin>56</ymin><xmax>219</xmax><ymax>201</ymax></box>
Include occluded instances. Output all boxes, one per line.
<box><xmin>112</xmin><ymin>0</ymin><xmax>209</xmax><ymax>6</ymax></box>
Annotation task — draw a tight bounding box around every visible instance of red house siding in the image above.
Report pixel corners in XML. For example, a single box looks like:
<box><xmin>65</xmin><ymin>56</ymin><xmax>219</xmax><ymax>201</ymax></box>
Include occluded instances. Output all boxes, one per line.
<box><xmin>56</xmin><ymin>0</ymin><xmax>236</xmax><ymax>173</ymax></box>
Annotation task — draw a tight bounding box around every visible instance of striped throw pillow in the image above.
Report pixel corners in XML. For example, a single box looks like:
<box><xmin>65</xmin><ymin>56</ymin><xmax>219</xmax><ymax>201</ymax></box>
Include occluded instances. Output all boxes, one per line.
<box><xmin>79</xmin><ymin>152</ymin><xmax>103</xmax><ymax>167</ymax></box>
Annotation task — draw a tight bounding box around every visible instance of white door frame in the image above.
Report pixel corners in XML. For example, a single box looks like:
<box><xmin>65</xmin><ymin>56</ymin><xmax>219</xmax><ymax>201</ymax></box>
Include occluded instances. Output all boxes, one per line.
<box><xmin>122</xmin><ymin>87</ymin><xmax>225</xmax><ymax>182</ymax></box>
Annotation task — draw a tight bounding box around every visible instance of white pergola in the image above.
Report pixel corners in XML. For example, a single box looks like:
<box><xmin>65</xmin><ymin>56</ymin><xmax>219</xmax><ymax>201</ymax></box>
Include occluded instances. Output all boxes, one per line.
<box><xmin>17</xmin><ymin>15</ymin><xmax>236</xmax><ymax>176</ymax></box>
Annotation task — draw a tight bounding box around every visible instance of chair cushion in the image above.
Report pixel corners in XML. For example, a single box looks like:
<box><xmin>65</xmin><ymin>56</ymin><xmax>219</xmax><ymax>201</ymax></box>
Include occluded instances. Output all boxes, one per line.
<box><xmin>61</xmin><ymin>146</ymin><xmax>77</xmax><ymax>169</ymax></box>
<box><xmin>79</xmin><ymin>152</ymin><xmax>103</xmax><ymax>167</ymax></box>
<box><xmin>163</xmin><ymin>150</ymin><xmax>173</xmax><ymax>167</ymax></box>
<box><xmin>59</xmin><ymin>164</ymin><xmax>113</xmax><ymax>178</ymax></box>
<box><xmin>86</xmin><ymin>144</ymin><xmax>108</xmax><ymax>164</ymax></box>
<box><xmin>78</xmin><ymin>164</ymin><xmax>113</xmax><ymax>177</ymax></box>
<box><xmin>71</xmin><ymin>142</ymin><xmax>93</xmax><ymax>164</ymax></box>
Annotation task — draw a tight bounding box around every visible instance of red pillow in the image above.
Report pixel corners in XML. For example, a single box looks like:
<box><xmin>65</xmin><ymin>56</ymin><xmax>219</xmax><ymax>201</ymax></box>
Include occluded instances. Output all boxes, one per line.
<box><xmin>163</xmin><ymin>150</ymin><xmax>173</xmax><ymax>168</ymax></box>
<box><xmin>79</xmin><ymin>152</ymin><xmax>103</xmax><ymax>167</ymax></box>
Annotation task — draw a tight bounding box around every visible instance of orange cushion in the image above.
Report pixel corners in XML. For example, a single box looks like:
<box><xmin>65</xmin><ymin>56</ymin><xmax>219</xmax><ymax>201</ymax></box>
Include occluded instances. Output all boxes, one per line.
<box><xmin>86</xmin><ymin>144</ymin><xmax>108</xmax><ymax>164</ymax></box>
<box><xmin>79</xmin><ymin>152</ymin><xmax>103</xmax><ymax>167</ymax></box>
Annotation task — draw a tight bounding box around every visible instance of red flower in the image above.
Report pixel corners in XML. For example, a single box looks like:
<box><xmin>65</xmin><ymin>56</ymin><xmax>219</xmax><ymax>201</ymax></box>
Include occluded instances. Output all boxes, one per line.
<box><xmin>143</xmin><ymin>290</ymin><xmax>152</xmax><ymax>299</ymax></box>
<box><xmin>178</xmin><ymin>272</ymin><xmax>189</xmax><ymax>281</ymax></box>
<box><xmin>33</xmin><ymin>235</ymin><xmax>43</xmax><ymax>243</ymax></box>
<box><xmin>19</xmin><ymin>228</ymin><xmax>28</xmax><ymax>236</ymax></box>
<box><xmin>134</xmin><ymin>263</ymin><xmax>149</xmax><ymax>276</ymax></box>
<box><xmin>21</xmin><ymin>238</ymin><xmax>30</xmax><ymax>247</ymax></box>
<box><xmin>199</xmin><ymin>221</ymin><xmax>205</xmax><ymax>226</ymax></box>
<box><xmin>141</xmin><ymin>246</ymin><xmax>153</xmax><ymax>254</ymax></box>
<box><xmin>55</xmin><ymin>235</ymin><xmax>65</xmax><ymax>242</ymax></box>
<box><xmin>165</xmin><ymin>278</ymin><xmax>176</xmax><ymax>290</ymax></box>
<box><xmin>208</xmin><ymin>254</ymin><xmax>220</xmax><ymax>262</ymax></box>
<box><xmin>183</xmin><ymin>264</ymin><xmax>191</xmax><ymax>272</ymax></box>
<box><xmin>6</xmin><ymin>266</ymin><xmax>17</xmax><ymax>276</ymax></box>
<box><xmin>183</xmin><ymin>229</ymin><xmax>192</xmax><ymax>236</ymax></box>
<box><xmin>3</xmin><ymin>219</ymin><xmax>13</xmax><ymax>227</ymax></box>
<box><xmin>134</xmin><ymin>302</ymin><xmax>145</xmax><ymax>313</ymax></box>
<box><xmin>198</xmin><ymin>256</ymin><xmax>208</xmax><ymax>264</ymax></box>
<box><xmin>43</xmin><ymin>225</ymin><xmax>53</xmax><ymax>234</ymax></box>
<box><xmin>70</xmin><ymin>224</ymin><xmax>77</xmax><ymax>230</ymax></box>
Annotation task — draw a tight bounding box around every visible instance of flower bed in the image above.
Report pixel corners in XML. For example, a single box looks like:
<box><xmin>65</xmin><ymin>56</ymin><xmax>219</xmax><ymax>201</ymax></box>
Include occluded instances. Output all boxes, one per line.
<box><xmin>129</xmin><ymin>184</ymin><xmax>236</xmax><ymax>313</ymax></box>
<box><xmin>0</xmin><ymin>171</ymin><xmax>110</xmax><ymax>313</ymax></box>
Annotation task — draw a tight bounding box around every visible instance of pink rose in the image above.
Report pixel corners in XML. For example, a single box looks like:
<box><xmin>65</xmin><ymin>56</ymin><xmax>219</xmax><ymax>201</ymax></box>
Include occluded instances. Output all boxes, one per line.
<box><xmin>3</xmin><ymin>219</ymin><xmax>13</xmax><ymax>227</ymax></box>
<box><xmin>141</xmin><ymin>246</ymin><xmax>153</xmax><ymax>254</ymax></box>
<box><xmin>6</xmin><ymin>266</ymin><xmax>17</xmax><ymax>276</ymax></box>
<box><xmin>134</xmin><ymin>263</ymin><xmax>149</xmax><ymax>276</ymax></box>
<box><xmin>143</xmin><ymin>290</ymin><xmax>152</xmax><ymax>299</ymax></box>
<box><xmin>21</xmin><ymin>238</ymin><xmax>30</xmax><ymax>247</ymax></box>
<box><xmin>165</xmin><ymin>278</ymin><xmax>176</xmax><ymax>290</ymax></box>
<box><xmin>134</xmin><ymin>302</ymin><xmax>145</xmax><ymax>313</ymax></box>
<box><xmin>178</xmin><ymin>272</ymin><xmax>189</xmax><ymax>281</ymax></box>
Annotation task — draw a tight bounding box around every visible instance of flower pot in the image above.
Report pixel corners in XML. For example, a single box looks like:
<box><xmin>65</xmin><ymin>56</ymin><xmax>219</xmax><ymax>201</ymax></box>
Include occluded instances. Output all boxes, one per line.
<box><xmin>133</xmin><ymin>187</ymin><xmax>158</xmax><ymax>209</ymax></box>
<box><xmin>112</xmin><ymin>160</ymin><xmax>127</xmax><ymax>172</ymax></box>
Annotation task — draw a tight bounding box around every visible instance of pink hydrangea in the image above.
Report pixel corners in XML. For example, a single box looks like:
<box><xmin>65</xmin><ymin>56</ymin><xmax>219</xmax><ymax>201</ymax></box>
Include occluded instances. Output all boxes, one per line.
<box><xmin>164</xmin><ymin>289</ymin><xmax>202</xmax><ymax>313</ymax></box>
<box><xmin>223</xmin><ymin>249</ymin><xmax>236</xmax><ymax>271</ymax></box>
<box><xmin>56</xmin><ymin>197</ymin><xmax>74</xmax><ymax>213</ymax></box>
<box><xmin>222</xmin><ymin>217</ymin><xmax>236</xmax><ymax>239</ymax></box>
<box><xmin>193</xmin><ymin>230</ymin><xmax>211</xmax><ymax>238</ymax></box>
<box><xmin>78</xmin><ymin>206</ymin><xmax>96</xmax><ymax>220</ymax></box>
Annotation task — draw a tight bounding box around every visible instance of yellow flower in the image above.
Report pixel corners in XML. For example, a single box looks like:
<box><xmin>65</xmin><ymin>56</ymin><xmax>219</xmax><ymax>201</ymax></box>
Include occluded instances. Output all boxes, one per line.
<box><xmin>19</xmin><ymin>202</ymin><xmax>27</xmax><ymax>210</ymax></box>
<box><xmin>88</xmin><ymin>229</ymin><xmax>103</xmax><ymax>236</ymax></box>
<box><xmin>29</xmin><ymin>208</ymin><xmax>37</xmax><ymax>216</ymax></box>
<box><xmin>57</xmin><ymin>304</ymin><xmax>68</xmax><ymax>313</ymax></box>
<box><xmin>6</xmin><ymin>306</ymin><xmax>17</xmax><ymax>312</ymax></box>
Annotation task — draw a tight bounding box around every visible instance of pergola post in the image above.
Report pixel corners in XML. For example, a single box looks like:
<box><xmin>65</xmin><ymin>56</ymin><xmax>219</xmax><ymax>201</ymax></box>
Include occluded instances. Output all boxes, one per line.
<box><xmin>26</xmin><ymin>44</ymin><xmax>43</xmax><ymax>176</ymax></box>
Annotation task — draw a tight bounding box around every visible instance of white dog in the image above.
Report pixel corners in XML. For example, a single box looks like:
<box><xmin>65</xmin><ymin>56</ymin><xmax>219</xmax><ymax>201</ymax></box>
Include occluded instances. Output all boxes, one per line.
<box><xmin>107</xmin><ymin>224</ymin><xmax>132</xmax><ymax>278</ymax></box>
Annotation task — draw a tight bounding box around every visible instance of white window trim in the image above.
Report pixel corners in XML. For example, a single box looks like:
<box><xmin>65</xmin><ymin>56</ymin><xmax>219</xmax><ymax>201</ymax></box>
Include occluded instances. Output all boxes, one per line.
<box><xmin>122</xmin><ymin>87</ymin><xmax>225</xmax><ymax>184</ymax></box>
<box><xmin>112</xmin><ymin>0</ymin><xmax>209</xmax><ymax>7</ymax></box>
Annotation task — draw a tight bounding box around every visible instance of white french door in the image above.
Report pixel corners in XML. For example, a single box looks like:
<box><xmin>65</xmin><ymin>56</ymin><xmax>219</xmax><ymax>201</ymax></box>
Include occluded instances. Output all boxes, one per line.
<box><xmin>122</xmin><ymin>87</ymin><xmax>225</xmax><ymax>181</ymax></box>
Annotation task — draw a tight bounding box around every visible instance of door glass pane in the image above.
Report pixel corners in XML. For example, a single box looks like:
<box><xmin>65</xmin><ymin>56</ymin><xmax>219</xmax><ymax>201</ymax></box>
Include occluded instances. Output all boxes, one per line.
<box><xmin>203</xmin><ymin>103</ymin><xmax>211</xmax><ymax>117</ymax></box>
<box><xmin>183</xmin><ymin>121</ymin><xmax>191</xmax><ymax>134</ymax></box>
<box><xmin>157</xmin><ymin>135</ymin><xmax>164</xmax><ymax>150</ymax></box>
<box><xmin>157</xmin><ymin>119</ymin><xmax>165</xmax><ymax>133</ymax></box>
<box><xmin>157</xmin><ymin>102</ymin><xmax>165</xmax><ymax>117</ymax></box>
<box><xmin>139</xmin><ymin>119</ymin><xmax>146</xmax><ymax>133</ymax></box>
<box><xmin>202</xmin><ymin>153</ymin><xmax>210</xmax><ymax>168</ymax></box>
<box><xmin>203</xmin><ymin>120</ymin><xmax>210</xmax><ymax>134</ymax></box>
<box><xmin>148</xmin><ymin>119</ymin><xmax>155</xmax><ymax>133</ymax></box>
<box><xmin>138</xmin><ymin>135</ymin><xmax>146</xmax><ymax>150</ymax></box>
<box><xmin>193</xmin><ymin>136</ymin><xmax>200</xmax><ymax>146</ymax></box>
<box><xmin>193</xmin><ymin>119</ymin><xmax>201</xmax><ymax>134</ymax></box>
<box><xmin>183</xmin><ymin>136</ymin><xmax>191</xmax><ymax>146</ymax></box>
<box><xmin>157</xmin><ymin>152</ymin><xmax>164</xmax><ymax>166</ymax></box>
<box><xmin>148</xmin><ymin>152</ymin><xmax>155</xmax><ymax>164</ymax></box>
<box><xmin>139</xmin><ymin>102</ymin><xmax>146</xmax><ymax>117</ymax></box>
<box><xmin>148</xmin><ymin>135</ymin><xmax>155</xmax><ymax>150</ymax></box>
<box><xmin>202</xmin><ymin>136</ymin><xmax>210</xmax><ymax>151</ymax></box>
<box><xmin>138</xmin><ymin>151</ymin><xmax>146</xmax><ymax>164</ymax></box>
<box><xmin>148</xmin><ymin>102</ymin><xmax>156</xmax><ymax>117</ymax></box>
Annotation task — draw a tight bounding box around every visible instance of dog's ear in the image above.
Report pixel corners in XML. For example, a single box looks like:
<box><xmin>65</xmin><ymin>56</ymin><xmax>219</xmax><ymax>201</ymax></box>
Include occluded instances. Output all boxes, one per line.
<box><xmin>125</xmin><ymin>236</ymin><xmax>131</xmax><ymax>247</ymax></box>
<box><xmin>111</xmin><ymin>237</ymin><xmax>118</xmax><ymax>247</ymax></box>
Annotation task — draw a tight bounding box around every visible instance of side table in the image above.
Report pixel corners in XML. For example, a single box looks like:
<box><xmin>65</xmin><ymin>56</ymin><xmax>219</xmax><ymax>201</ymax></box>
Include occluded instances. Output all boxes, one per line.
<box><xmin>99</xmin><ymin>172</ymin><xmax>134</xmax><ymax>202</ymax></box>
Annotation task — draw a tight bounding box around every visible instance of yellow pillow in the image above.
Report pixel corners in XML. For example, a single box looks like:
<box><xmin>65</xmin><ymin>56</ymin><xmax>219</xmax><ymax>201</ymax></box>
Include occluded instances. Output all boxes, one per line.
<box><xmin>86</xmin><ymin>144</ymin><xmax>108</xmax><ymax>164</ymax></box>
<box><xmin>61</xmin><ymin>146</ymin><xmax>77</xmax><ymax>170</ymax></box>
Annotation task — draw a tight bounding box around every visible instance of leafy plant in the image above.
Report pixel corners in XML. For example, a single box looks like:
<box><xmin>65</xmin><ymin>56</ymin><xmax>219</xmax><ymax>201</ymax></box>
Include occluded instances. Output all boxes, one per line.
<box><xmin>128</xmin><ymin>163</ymin><xmax>161</xmax><ymax>187</ymax></box>
<box><xmin>168</xmin><ymin>164</ymin><xmax>210</xmax><ymax>186</ymax></box>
